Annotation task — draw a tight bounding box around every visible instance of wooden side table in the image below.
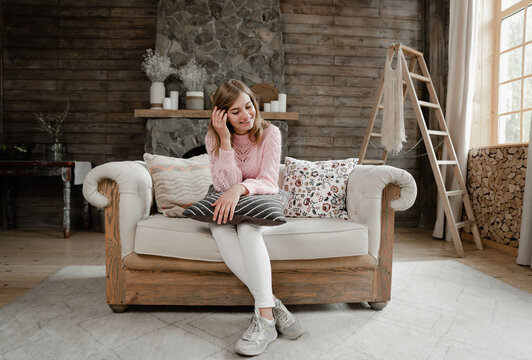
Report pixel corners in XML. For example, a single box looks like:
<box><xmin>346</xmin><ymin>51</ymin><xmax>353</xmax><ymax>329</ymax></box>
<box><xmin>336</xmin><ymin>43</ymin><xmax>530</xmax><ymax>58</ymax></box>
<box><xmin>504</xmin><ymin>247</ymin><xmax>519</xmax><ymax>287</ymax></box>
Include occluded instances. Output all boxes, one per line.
<box><xmin>0</xmin><ymin>160</ymin><xmax>92</xmax><ymax>238</ymax></box>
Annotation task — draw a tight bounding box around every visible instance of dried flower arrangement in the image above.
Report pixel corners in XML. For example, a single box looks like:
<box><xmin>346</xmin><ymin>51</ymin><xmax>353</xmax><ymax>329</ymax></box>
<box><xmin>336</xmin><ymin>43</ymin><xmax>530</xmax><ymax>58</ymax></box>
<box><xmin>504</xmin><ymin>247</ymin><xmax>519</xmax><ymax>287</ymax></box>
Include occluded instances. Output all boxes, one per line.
<box><xmin>177</xmin><ymin>59</ymin><xmax>208</xmax><ymax>91</ymax></box>
<box><xmin>34</xmin><ymin>102</ymin><xmax>70</xmax><ymax>143</ymax></box>
<box><xmin>141</xmin><ymin>49</ymin><xmax>177</xmax><ymax>83</ymax></box>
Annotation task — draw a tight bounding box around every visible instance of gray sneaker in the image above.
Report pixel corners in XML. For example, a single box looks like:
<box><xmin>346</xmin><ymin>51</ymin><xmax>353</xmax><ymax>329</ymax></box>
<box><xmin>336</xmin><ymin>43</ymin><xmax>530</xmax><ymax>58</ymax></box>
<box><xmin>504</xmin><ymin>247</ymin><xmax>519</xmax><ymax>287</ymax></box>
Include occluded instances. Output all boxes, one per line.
<box><xmin>273</xmin><ymin>299</ymin><xmax>305</xmax><ymax>339</ymax></box>
<box><xmin>234</xmin><ymin>308</ymin><xmax>277</xmax><ymax>356</ymax></box>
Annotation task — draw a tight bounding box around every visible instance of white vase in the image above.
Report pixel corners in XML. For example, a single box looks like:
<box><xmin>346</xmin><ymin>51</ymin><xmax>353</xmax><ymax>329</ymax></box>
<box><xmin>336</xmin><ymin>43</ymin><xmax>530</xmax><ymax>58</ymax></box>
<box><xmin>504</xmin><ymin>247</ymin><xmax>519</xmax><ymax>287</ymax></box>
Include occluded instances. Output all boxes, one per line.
<box><xmin>186</xmin><ymin>91</ymin><xmax>204</xmax><ymax>110</ymax></box>
<box><xmin>150</xmin><ymin>82</ymin><xmax>165</xmax><ymax>109</ymax></box>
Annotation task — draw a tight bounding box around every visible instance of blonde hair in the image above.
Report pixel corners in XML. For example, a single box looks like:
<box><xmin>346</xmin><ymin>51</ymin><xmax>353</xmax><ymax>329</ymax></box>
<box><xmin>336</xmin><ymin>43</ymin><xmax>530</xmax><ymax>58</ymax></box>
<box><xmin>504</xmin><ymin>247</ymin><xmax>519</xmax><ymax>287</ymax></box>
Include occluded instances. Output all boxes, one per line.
<box><xmin>208</xmin><ymin>79</ymin><xmax>269</xmax><ymax>153</ymax></box>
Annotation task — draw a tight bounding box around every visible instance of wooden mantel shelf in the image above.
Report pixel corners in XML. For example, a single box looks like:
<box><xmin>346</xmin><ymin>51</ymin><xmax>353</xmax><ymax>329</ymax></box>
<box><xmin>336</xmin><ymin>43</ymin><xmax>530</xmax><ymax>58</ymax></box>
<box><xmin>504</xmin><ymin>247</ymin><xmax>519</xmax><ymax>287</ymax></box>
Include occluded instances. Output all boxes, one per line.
<box><xmin>134</xmin><ymin>109</ymin><xmax>298</xmax><ymax>121</ymax></box>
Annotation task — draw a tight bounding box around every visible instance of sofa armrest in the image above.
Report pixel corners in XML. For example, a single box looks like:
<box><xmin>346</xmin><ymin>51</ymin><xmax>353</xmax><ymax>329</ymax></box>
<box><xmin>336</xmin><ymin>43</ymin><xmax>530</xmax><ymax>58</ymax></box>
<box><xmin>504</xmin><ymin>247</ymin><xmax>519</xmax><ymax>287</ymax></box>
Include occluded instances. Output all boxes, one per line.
<box><xmin>346</xmin><ymin>165</ymin><xmax>417</xmax><ymax>258</ymax></box>
<box><xmin>82</xmin><ymin>160</ymin><xmax>153</xmax><ymax>257</ymax></box>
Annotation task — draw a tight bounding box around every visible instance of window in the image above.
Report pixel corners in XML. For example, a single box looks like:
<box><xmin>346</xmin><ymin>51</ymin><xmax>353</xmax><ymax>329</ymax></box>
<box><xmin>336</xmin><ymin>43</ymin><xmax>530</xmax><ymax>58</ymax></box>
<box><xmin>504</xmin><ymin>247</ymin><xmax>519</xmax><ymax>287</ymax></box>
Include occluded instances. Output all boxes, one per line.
<box><xmin>495</xmin><ymin>0</ymin><xmax>532</xmax><ymax>143</ymax></box>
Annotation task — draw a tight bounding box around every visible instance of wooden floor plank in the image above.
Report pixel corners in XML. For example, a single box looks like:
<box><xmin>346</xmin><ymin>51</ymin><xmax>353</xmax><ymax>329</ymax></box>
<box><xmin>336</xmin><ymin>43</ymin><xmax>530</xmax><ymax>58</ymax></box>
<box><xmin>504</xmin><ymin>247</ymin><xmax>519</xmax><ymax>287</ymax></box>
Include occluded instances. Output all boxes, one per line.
<box><xmin>0</xmin><ymin>227</ymin><xmax>530</xmax><ymax>308</ymax></box>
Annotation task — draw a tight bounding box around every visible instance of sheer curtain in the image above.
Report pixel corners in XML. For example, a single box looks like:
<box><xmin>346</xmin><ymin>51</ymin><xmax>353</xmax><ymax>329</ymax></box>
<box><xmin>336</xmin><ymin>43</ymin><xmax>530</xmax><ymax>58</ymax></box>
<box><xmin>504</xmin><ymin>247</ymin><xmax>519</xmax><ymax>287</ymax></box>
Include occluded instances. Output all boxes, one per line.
<box><xmin>433</xmin><ymin>0</ymin><xmax>479</xmax><ymax>240</ymax></box>
<box><xmin>517</xmin><ymin>126</ymin><xmax>532</xmax><ymax>267</ymax></box>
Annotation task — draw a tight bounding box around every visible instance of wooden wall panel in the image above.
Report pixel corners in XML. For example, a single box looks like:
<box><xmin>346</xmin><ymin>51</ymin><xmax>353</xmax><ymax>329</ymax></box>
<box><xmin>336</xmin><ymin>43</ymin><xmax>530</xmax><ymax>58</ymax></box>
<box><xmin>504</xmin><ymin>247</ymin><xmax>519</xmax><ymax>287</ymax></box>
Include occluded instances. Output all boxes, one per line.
<box><xmin>1</xmin><ymin>0</ymin><xmax>426</xmax><ymax>229</ymax></box>
<box><xmin>2</xmin><ymin>0</ymin><xmax>156</xmax><ymax>164</ymax></box>
<box><xmin>281</xmin><ymin>0</ymin><xmax>424</xmax><ymax>226</ymax></box>
<box><xmin>419</xmin><ymin>0</ymin><xmax>449</xmax><ymax>229</ymax></box>
<box><xmin>1</xmin><ymin>0</ymin><xmax>156</xmax><ymax>229</ymax></box>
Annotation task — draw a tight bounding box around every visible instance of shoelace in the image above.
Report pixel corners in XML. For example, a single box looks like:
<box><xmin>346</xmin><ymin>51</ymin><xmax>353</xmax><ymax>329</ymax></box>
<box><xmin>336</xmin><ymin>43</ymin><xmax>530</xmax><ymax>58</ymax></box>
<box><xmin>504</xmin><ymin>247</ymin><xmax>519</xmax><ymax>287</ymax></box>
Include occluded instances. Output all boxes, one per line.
<box><xmin>242</xmin><ymin>315</ymin><xmax>261</xmax><ymax>341</ymax></box>
<box><xmin>274</xmin><ymin>303</ymin><xmax>295</xmax><ymax>328</ymax></box>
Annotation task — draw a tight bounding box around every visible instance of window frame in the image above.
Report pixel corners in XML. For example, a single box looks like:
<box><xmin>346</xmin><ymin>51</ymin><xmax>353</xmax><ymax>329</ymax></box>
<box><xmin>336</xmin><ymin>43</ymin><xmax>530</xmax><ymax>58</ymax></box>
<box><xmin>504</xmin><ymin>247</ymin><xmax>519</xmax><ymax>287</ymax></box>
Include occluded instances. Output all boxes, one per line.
<box><xmin>493</xmin><ymin>0</ymin><xmax>532</xmax><ymax>144</ymax></box>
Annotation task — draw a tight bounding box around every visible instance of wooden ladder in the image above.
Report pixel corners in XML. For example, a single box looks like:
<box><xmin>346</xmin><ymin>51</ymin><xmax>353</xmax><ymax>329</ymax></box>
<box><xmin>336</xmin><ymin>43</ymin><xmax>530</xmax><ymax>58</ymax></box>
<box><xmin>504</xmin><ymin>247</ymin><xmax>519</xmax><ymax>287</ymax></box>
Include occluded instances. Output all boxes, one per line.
<box><xmin>359</xmin><ymin>43</ymin><xmax>483</xmax><ymax>257</ymax></box>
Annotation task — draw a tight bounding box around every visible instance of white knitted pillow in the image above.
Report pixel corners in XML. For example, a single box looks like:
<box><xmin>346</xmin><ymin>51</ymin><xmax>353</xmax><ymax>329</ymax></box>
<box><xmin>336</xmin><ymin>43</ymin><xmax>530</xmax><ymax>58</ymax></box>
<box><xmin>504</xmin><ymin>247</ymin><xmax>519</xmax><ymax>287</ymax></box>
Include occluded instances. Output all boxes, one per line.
<box><xmin>143</xmin><ymin>153</ymin><xmax>212</xmax><ymax>217</ymax></box>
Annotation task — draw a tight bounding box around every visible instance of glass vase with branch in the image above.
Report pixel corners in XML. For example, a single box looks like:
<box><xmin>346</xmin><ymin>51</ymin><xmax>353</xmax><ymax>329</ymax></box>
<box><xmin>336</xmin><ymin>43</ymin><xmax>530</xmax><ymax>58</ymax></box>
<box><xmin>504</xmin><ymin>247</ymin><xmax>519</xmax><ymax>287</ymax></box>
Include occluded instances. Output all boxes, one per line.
<box><xmin>34</xmin><ymin>102</ymin><xmax>69</xmax><ymax>161</ymax></box>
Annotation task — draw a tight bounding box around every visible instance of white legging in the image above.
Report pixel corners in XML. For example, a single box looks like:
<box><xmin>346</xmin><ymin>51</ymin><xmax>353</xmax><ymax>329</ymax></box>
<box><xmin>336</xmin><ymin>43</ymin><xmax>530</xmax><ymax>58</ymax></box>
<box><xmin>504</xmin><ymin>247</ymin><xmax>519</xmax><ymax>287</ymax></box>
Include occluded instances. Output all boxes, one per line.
<box><xmin>209</xmin><ymin>222</ymin><xmax>275</xmax><ymax>308</ymax></box>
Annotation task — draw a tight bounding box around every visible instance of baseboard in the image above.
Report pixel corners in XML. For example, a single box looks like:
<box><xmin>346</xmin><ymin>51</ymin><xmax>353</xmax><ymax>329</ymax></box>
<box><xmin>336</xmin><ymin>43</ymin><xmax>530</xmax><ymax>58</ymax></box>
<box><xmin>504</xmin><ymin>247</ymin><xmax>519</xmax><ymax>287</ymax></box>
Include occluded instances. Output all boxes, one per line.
<box><xmin>461</xmin><ymin>232</ymin><xmax>518</xmax><ymax>256</ymax></box>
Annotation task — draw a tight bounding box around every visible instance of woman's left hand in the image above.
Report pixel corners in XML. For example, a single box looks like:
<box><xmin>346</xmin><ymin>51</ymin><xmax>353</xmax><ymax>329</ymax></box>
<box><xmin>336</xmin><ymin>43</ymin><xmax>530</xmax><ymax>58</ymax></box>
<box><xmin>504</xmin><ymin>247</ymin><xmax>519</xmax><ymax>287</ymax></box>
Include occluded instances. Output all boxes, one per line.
<box><xmin>212</xmin><ymin>184</ymin><xmax>247</xmax><ymax>224</ymax></box>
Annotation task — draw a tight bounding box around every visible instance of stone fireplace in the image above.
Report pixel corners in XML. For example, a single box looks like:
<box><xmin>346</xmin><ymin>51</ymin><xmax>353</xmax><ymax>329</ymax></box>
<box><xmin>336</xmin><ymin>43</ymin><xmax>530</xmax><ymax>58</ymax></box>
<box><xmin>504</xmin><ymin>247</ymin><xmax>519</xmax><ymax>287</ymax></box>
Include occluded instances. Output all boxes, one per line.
<box><xmin>157</xmin><ymin>0</ymin><xmax>285</xmax><ymax>110</ymax></box>
<box><xmin>144</xmin><ymin>0</ymin><xmax>290</xmax><ymax>161</ymax></box>
<box><xmin>145</xmin><ymin>118</ymin><xmax>288</xmax><ymax>160</ymax></box>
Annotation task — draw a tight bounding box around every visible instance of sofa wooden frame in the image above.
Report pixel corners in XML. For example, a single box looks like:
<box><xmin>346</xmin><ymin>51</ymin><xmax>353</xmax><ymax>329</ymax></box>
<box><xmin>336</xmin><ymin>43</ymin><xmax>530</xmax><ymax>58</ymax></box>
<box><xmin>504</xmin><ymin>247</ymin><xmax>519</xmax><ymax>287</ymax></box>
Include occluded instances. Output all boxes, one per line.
<box><xmin>98</xmin><ymin>180</ymin><xmax>400</xmax><ymax>313</ymax></box>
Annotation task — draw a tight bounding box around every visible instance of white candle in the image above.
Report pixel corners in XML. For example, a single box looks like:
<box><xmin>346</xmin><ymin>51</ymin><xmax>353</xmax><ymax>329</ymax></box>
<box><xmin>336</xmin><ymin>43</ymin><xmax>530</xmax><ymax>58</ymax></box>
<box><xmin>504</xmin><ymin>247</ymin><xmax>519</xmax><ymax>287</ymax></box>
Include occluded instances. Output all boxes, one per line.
<box><xmin>163</xmin><ymin>97</ymin><xmax>172</xmax><ymax>110</ymax></box>
<box><xmin>264</xmin><ymin>103</ymin><xmax>271</xmax><ymax>112</ymax></box>
<box><xmin>271</xmin><ymin>100</ymin><xmax>279</xmax><ymax>112</ymax></box>
<box><xmin>170</xmin><ymin>91</ymin><xmax>179</xmax><ymax>110</ymax></box>
<box><xmin>278</xmin><ymin>93</ymin><xmax>287</xmax><ymax>112</ymax></box>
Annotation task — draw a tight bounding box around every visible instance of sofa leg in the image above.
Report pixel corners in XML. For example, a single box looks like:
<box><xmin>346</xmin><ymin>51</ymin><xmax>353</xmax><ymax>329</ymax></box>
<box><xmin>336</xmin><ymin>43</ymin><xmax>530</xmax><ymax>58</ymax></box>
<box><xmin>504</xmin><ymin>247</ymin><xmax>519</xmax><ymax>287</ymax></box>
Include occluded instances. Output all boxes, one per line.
<box><xmin>109</xmin><ymin>304</ymin><xmax>129</xmax><ymax>313</ymax></box>
<box><xmin>368</xmin><ymin>301</ymin><xmax>388</xmax><ymax>311</ymax></box>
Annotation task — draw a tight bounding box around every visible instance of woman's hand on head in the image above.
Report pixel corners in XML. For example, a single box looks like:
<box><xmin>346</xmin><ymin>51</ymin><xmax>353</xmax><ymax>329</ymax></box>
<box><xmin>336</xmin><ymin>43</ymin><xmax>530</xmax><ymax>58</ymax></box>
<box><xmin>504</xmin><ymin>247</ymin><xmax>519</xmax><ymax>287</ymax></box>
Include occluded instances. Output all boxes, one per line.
<box><xmin>212</xmin><ymin>184</ymin><xmax>248</xmax><ymax>224</ymax></box>
<box><xmin>211</xmin><ymin>106</ymin><xmax>231</xmax><ymax>142</ymax></box>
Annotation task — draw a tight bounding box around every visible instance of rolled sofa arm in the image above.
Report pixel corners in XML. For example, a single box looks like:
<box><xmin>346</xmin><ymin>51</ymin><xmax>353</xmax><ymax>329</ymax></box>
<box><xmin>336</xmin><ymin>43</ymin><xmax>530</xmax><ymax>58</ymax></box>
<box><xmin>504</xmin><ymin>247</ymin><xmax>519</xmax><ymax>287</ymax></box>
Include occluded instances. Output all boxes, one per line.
<box><xmin>82</xmin><ymin>160</ymin><xmax>153</xmax><ymax>257</ymax></box>
<box><xmin>346</xmin><ymin>165</ymin><xmax>417</xmax><ymax>257</ymax></box>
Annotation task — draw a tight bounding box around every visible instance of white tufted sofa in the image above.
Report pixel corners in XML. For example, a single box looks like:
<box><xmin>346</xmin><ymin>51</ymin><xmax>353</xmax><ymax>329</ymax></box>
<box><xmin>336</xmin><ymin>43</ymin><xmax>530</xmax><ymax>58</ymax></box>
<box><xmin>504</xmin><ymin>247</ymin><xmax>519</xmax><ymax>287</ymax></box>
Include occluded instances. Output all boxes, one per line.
<box><xmin>83</xmin><ymin>162</ymin><xmax>416</xmax><ymax>312</ymax></box>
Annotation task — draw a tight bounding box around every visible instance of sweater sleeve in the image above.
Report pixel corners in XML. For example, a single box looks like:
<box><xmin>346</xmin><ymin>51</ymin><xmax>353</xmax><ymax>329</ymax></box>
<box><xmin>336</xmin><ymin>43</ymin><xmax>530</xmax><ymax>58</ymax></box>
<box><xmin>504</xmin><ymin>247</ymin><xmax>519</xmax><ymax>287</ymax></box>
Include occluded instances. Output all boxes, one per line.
<box><xmin>241</xmin><ymin>125</ymin><xmax>281</xmax><ymax>195</ymax></box>
<box><xmin>205</xmin><ymin>131</ymin><xmax>243</xmax><ymax>192</ymax></box>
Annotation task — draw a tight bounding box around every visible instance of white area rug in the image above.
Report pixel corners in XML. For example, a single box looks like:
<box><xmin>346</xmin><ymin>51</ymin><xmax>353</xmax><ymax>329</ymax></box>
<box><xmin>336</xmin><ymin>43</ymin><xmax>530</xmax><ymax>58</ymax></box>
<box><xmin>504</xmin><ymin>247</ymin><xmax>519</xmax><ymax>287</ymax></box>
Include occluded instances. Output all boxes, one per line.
<box><xmin>1</xmin><ymin>260</ymin><xmax>532</xmax><ymax>360</ymax></box>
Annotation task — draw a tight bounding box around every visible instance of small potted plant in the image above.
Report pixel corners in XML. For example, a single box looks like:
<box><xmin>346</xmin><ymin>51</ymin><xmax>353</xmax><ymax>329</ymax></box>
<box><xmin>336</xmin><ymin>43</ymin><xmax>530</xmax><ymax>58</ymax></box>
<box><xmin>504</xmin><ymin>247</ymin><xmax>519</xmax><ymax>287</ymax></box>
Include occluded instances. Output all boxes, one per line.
<box><xmin>141</xmin><ymin>49</ymin><xmax>177</xmax><ymax>109</ymax></box>
<box><xmin>0</xmin><ymin>142</ymin><xmax>34</xmax><ymax>160</ymax></box>
<box><xmin>177</xmin><ymin>59</ymin><xmax>208</xmax><ymax>110</ymax></box>
<box><xmin>34</xmin><ymin>102</ymin><xmax>69</xmax><ymax>161</ymax></box>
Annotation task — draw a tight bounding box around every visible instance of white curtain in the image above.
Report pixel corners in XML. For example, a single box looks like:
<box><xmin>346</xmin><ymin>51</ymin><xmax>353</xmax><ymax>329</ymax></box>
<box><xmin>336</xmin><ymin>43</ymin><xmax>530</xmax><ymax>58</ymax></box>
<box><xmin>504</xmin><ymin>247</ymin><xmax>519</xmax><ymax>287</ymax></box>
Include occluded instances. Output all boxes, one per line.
<box><xmin>433</xmin><ymin>0</ymin><xmax>479</xmax><ymax>240</ymax></box>
<box><xmin>517</xmin><ymin>126</ymin><xmax>532</xmax><ymax>267</ymax></box>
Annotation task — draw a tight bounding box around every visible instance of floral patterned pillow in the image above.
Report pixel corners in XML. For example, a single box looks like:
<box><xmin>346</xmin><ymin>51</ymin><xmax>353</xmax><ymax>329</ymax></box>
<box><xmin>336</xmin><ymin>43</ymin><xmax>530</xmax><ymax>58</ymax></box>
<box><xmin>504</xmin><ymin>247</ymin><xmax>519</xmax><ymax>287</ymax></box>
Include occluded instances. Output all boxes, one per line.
<box><xmin>282</xmin><ymin>156</ymin><xmax>358</xmax><ymax>219</ymax></box>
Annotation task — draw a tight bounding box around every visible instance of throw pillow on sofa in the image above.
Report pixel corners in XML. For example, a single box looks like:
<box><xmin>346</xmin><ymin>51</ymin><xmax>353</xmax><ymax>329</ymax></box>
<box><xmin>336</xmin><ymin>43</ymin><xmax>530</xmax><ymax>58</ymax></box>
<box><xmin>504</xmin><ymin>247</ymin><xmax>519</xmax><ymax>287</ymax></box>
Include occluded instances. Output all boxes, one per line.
<box><xmin>143</xmin><ymin>153</ymin><xmax>212</xmax><ymax>217</ymax></box>
<box><xmin>182</xmin><ymin>185</ymin><xmax>290</xmax><ymax>226</ymax></box>
<box><xmin>282</xmin><ymin>156</ymin><xmax>358</xmax><ymax>219</ymax></box>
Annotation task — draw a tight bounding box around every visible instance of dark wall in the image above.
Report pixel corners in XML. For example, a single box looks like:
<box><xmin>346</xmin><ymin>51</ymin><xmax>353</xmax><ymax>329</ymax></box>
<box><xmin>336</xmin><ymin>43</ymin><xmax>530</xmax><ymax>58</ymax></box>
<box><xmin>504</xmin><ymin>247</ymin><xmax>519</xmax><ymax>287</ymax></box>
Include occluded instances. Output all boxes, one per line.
<box><xmin>1</xmin><ymin>0</ymin><xmax>157</xmax><ymax>229</ymax></box>
<box><xmin>420</xmin><ymin>0</ymin><xmax>449</xmax><ymax>229</ymax></box>
<box><xmin>280</xmin><ymin>0</ymin><xmax>426</xmax><ymax>226</ymax></box>
<box><xmin>1</xmin><ymin>0</ymin><xmax>156</xmax><ymax>164</ymax></box>
<box><xmin>1</xmin><ymin>0</ymin><xmax>441</xmax><ymax>229</ymax></box>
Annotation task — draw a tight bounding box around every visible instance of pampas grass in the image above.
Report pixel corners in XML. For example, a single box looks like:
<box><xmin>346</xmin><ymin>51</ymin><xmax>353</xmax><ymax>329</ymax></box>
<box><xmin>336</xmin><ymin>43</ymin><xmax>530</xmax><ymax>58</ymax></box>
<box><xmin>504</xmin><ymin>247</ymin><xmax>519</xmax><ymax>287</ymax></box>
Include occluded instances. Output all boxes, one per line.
<box><xmin>141</xmin><ymin>49</ymin><xmax>177</xmax><ymax>82</ymax></box>
<box><xmin>177</xmin><ymin>59</ymin><xmax>208</xmax><ymax>91</ymax></box>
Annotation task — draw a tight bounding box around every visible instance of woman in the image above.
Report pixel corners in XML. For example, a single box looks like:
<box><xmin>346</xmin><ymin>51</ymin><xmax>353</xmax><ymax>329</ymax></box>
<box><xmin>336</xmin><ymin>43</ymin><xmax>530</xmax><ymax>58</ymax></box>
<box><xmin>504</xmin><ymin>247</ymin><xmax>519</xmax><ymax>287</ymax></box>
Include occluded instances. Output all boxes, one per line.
<box><xmin>205</xmin><ymin>79</ymin><xmax>304</xmax><ymax>356</ymax></box>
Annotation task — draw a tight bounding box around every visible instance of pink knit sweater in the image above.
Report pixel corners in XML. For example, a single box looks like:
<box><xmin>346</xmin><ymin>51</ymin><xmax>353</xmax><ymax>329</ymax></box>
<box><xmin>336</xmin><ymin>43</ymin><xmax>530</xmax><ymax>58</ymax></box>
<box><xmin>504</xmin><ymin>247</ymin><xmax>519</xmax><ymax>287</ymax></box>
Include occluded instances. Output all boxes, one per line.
<box><xmin>205</xmin><ymin>125</ymin><xmax>281</xmax><ymax>195</ymax></box>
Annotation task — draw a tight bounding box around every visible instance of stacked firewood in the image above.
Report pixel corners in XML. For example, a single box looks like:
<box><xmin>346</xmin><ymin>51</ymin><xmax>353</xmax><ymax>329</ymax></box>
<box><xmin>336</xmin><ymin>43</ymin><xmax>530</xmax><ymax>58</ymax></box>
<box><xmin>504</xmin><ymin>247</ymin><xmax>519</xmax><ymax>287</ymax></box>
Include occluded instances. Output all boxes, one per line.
<box><xmin>466</xmin><ymin>145</ymin><xmax>528</xmax><ymax>248</ymax></box>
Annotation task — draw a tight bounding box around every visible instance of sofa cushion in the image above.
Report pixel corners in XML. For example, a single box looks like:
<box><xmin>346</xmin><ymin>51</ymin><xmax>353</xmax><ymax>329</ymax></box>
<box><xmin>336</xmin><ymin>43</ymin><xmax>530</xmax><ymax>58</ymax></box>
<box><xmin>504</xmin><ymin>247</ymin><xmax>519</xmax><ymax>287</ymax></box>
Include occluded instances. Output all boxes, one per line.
<box><xmin>182</xmin><ymin>185</ymin><xmax>290</xmax><ymax>226</ymax></box>
<box><xmin>134</xmin><ymin>215</ymin><xmax>369</xmax><ymax>261</ymax></box>
<box><xmin>143</xmin><ymin>153</ymin><xmax>212</xmax><ymax>217</ymax></box>
<box><xmin>282</xmin><ymin>156</ymin><xmax>358</xmax><ymax>220</ymax></box>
